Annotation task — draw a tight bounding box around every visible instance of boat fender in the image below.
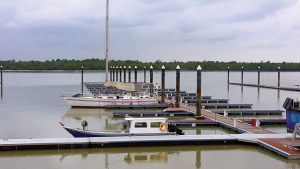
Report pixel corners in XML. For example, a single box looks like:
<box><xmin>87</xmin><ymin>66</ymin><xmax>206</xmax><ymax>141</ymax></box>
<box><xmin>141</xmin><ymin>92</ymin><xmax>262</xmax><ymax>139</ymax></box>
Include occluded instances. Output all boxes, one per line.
<box><xmin>160</xmin><ymin>122</ymin><xmax>168</xmax><ymax>132</ymax></box>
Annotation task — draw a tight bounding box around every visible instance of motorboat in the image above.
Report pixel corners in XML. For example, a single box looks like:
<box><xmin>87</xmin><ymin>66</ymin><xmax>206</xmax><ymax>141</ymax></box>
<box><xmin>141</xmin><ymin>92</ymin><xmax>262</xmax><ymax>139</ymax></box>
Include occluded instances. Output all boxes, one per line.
<box><xmin>60</xmin><ymin>117</ymin><xmax>184</xmax><ymax>137</ymax></box>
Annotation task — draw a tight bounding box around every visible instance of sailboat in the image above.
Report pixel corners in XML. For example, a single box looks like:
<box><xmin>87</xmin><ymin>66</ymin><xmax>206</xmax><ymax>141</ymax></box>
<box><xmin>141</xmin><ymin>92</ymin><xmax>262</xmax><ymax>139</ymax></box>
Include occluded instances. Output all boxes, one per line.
<box><xmin>62</xmin><ymin>0</ymin><xmax>158</xmax><ymax>108</ymax></box>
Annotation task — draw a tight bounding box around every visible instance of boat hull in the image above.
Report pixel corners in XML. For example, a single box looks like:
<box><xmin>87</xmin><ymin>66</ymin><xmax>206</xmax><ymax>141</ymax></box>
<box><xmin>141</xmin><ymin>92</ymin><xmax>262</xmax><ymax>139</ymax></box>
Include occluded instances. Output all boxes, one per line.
<box><xmin>63</xmin><ymin>127</ymin><xmax>174</xmax><ymax>138</ymax></box>
<box><xmin>63</xmin><ymin>96</ymin><xmax>159</xmax><ymax>108</ymax></box>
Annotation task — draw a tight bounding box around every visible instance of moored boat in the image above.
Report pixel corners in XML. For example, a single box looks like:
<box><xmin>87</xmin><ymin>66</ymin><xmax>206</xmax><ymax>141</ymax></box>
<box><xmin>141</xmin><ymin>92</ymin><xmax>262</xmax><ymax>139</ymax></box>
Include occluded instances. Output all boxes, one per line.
<box><xmin>60</xmin><ymin>117</ymin><xmax>184</xmax><ymax>137</ymax></box>
<box><xmin>61</xmin><ymin>0</ymin><xmax>159</xmax><ymax>108</ymax></box>
<box><xmin>62</xmin><ymin>93</ymin><xmax>158</xmax><ymax>108</ymax></box>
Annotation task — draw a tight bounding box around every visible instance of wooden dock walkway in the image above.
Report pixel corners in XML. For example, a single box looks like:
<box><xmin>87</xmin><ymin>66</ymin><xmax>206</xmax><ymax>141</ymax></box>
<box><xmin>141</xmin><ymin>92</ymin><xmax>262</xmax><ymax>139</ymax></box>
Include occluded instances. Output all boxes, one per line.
<box><xmin>180</xmin><ymin>103</ymin><xmax>274</xmax><ymax>134</ymax></box>
<box><xmin>230</xmin><ymin>82</ymin><xmax>300</xmax><ymax>92</ymax></box>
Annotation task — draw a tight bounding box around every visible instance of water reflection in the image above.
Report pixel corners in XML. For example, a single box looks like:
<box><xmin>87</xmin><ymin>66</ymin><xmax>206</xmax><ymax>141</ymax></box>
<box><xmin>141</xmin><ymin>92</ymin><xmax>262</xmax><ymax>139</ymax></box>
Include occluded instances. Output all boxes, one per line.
<box><xmin>0</xmin><ymin>145</ymin><xmax>297</xmax><ymax>169</ymax></box>
<box><xmin>61</xmin><ymin>108</ymin><xmax>122</xmax><ymax>131</ymax></box>
<box><xmin>0</xmin><ymin>84</ymin><xmax>3</xmax><ymax>100</ymax></box>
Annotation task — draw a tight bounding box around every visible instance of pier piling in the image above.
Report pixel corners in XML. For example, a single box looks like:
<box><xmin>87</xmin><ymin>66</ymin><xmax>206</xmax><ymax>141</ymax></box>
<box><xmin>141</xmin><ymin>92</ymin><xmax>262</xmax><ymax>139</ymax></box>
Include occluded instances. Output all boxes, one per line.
<box><xmin>81</xmin><ymin>66</ymin><xmax>84</xmax><ymax>95</ymax></box>
<box><xmin>123</xmin><ymin>66</ymin><xmax>126</xmax><ymax>83</ymax></box>
<box><xmin>134</xmin><ymin>66</ymin><xmax>137</xmax><ymax>83</ymax></box>
<box><xmin>196</xmin><ymin>65</ymin><xmax>202</xmax><ymax>117</ymax></box>
<box><xmin>128</xmin><ymin>66</ymin><xmax>131</xmax><ymax>83</ymax></box>
<box><xmin>0</xmin><ymin>66</ymin><xmax>2</xmax><ymax>85</ymax></box>
<box><xmin>227</xmin><ymin>67</ymin><xmax>230</xmax><ymax>84</ymax></box>
<box><xmin>161</xmin><ymin>65</ymin><xmax>165</xmax><ymax>103</ymax></box>
<box><xmin>109</xmin><ymin>66</ymin><xmax>112</xmax><ymax>81</ymax></box>
<box><xmin>116</xmin><ymin>66</ymin><xmax>119</xmax><ymax>81</ymax></box>
<box><xmin>258</xmin><ymin>67</ymin><xmax>261</xmax><ymax>85</ymax></box>
<box><xmin>112</xmin><ymin>66</ymin><xmax>115</xmax><ymax>81</ymax></box>
<box><xmin>150</xmin><ymin>65</ymin><xmax>153</xmax><ymax>97</ymax></box>
<box><xmin>278</xmin><ymin>67</ymin><xmax>280</xmax><ymax>87</ymax></box>
<box><xmin>176</xmin><ymin>65</ymin><xmax>180</xmax><ymax>108</ymax></box>
<box><xmin>144</xmin><ymin>67</ymin><xmax>146</xmax><ymax>83</ymax></box>
<box><xmin>119</xmin><ymin>66</ymin><xmax>122</xmax><ymax>82</ymax></box>
<box><xmin>241</xmin><ymin>66</ymin><xmax>244</xmax><ymax>84</ymax></box>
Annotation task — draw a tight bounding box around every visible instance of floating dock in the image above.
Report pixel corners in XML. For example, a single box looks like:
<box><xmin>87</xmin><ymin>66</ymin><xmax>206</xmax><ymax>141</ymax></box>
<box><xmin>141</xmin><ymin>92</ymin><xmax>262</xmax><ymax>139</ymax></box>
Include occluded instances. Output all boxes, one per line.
<box><xmin>242</xmin><ymin>119</ymin><xmax>286</xmax><ymax>125</ymax></box>
<box><xmin>230</xmin><ymin>82</ymin><xmax>300</xmax><ymax>92</ymax></box>
<box><xmin>214</xmin><ymin>110</ymin><xmax>283</xmax><ymax>116</ymax></box>
<box><xmin>1</xmin><ymin>134</ymin><xmax>299</xmax><ymax>159</ymax></box>
<box><xmin>104</xmin><ymin>104</ymin><xmax>170</xmax><ymax>109</ymax></box>
<box><xmin>182</xmin><ymin>99</ymin><xmax>228</xmax><ymax>104</ymax></box>
<box><xmin>193</xmin><ymin>103</ymin><xmax>253</xmax><ymax>109</ymax></box>
<box><xmin>169</xmin><ymin>119</ymin><xmax>219</xmax><ymax>126</ymax></box>
<box><xmin>112</xmin><ymin>111</ymin><xmax>195</xmax><ymax>117</ymax></box>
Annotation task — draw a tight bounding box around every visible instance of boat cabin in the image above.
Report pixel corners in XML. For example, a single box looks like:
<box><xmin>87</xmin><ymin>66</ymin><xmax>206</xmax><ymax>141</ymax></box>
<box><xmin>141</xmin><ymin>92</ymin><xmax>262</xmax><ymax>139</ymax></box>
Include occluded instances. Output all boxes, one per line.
<box><xmin>123</xmin><ymin>117</ymin><xmax>169</xmax><ymax>134</ymax></box>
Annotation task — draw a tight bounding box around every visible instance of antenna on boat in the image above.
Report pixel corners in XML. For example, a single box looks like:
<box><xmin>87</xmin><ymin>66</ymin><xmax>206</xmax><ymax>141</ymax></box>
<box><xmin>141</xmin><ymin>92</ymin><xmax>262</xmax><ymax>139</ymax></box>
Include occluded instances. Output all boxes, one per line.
<box><xmin>105</xmin><ymin>0</ymin><xmax>109</xmax><ymax>82</ymax></box>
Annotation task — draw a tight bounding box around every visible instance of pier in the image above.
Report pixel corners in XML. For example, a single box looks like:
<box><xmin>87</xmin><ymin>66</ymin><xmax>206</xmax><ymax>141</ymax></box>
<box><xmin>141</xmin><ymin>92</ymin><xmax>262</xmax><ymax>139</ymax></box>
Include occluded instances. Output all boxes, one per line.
<box><xmin>1</xmin><ymin>134</ymin><xmax>299</xmax><ymax>159</ymax></box>
<box><xmin>214</xmin><ymin>110</ymin><xmax>283</xmax><ymax>116</ymax></box>
<box><xmin>112</xmin><ymin>111</ymin><xmax>194</xmax><ymax>117</ymax></box>
<box><xmin>230</xmin><ymin>82</ymin><xmax>300</xmax><ymax>92</ymax></box>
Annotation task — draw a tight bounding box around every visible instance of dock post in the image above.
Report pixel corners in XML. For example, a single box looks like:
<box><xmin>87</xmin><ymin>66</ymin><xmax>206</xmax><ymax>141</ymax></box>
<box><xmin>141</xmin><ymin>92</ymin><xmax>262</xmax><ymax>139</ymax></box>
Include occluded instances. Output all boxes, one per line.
<box><xmin>241</xmin><ymin>66</ymin><xmax>244</xmax><ymax>84</ymax></box>
<box><xmin>123</xmin><ymin>66</ymin><xmax>127</xmax><ymax>83</ymax></box>
<box><xmin>144</xmin><ymin>67</ymin><xmax>146</xmax><ymax>83</ymax></box>
<box><xmin>224</xmin><ymin>110</ymin><xmax>228</xmax><ymax>117</ymax></box>
<box><xmin>112</xmin><ymin>66</ymin><xmax>115</xmax><ymax>81</ymax></box>
<box><xmin>161</xmin><ymin>65</ymin><xmax>165</xmax><ymax>103</ymax></box>
<box><xmin>128</xmin><ymin>66</ymin><xmax>131</xmax><ymax>83</ymax></box>
<box><xmin>81</xmin><ymin>66</ymin><xmax>84</xmax><ymax>95</ymax></box>
<box><xmin>150</xmin><ymin>65</ymin><xmax>153</xmax><ymax>97</ymax></box>
<box><xmin>116</xmin><ymin>66</ymin><xmax>119</xmax><ymax>81</ymax></box>
<box><xmin>227</xmin><ymin>67</ymin><xmax>230</xmax><ymax>84</ymax></box>
<box><xmin>0</xmin><ymin>66</ymin><xmax>2</xmax><ymax>100</ymax></box>
<box><xmin>257</xmin><ymin>66</ymin><xmax>261</xmax><ymax>85</ymax></box>
<box><xmin>109</xmin><ymin>66</ymin><xmax>112</xmax><ymax>81</ymax></box>
<box><xmin>134</xmin><ymin>66</ymin><xmax>137</xmax><ymax>83</ymax></box>
<box><xmin>119</xmin><ymin>66</ymin><xmax>122</xmax><ymax>82</ymax></box>
<box><xmin>277</xmin><ymin>66</ymin><xmax>280</xmax><ymax>87</ymax></box>
<box><xmin>0</xmin><ymin>66</ymin><xmax>2</xmax><ymax>85</ymax></box>
<box><xmin>176</xmin><ymin>65</ymin><xmax>180</xmax><ymax>108</ymax></box>
<box><xmin>196</xmin><ymin>65</ymin><xmax>202</xmax><ymax>117</ymax></box>
<box><xmin>256</xmin><ymin>119</ymin><xmax>260</xmax><ymax>127</ymax></box>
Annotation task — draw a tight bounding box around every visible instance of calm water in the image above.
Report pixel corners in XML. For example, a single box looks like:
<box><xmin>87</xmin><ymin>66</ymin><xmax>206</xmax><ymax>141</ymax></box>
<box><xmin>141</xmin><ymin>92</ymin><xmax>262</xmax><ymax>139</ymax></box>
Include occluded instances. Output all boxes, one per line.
<box><xmin>0</xmin><ymin>71</ymin><xmax>300</xmax><ymax>168</ymax></box>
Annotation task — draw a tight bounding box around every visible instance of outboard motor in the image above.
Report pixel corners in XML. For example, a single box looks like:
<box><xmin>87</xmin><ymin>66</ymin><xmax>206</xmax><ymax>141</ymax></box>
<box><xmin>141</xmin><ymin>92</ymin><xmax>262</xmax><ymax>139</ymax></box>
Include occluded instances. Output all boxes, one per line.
<box><xmin>81</xmin><ymin>120</ymin><xmax>88</xmax><ymax>131</ymax></box>
<box><xmin>168</xmin><ymin>123</ymin><xmax>185</xmax><ymax>135</ymax></box>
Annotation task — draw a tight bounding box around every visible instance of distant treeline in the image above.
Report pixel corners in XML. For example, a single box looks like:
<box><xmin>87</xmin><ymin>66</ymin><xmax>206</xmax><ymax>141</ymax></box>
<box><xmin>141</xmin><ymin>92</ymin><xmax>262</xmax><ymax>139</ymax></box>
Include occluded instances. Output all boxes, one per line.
<box><xmin>1</xmin><ymin>58</ymin><xmax>300</xmax><ymax>71</ymax></box>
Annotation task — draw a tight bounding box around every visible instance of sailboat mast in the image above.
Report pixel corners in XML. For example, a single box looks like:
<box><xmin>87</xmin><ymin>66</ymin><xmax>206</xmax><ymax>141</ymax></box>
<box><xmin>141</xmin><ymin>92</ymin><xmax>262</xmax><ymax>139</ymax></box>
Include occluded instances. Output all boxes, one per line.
<box><xmin>105</xmin><ymin>0</ymin><xmax>109</xmax><ymax>82</ymax></box>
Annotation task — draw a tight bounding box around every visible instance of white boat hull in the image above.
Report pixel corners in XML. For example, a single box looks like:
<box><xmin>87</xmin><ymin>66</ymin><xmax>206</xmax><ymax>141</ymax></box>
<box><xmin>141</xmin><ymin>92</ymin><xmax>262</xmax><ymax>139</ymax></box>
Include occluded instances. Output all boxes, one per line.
<box><xmin>63</xmin><ymin>96</ymin><xmax>159</xmax><ymax>108</ymax></box>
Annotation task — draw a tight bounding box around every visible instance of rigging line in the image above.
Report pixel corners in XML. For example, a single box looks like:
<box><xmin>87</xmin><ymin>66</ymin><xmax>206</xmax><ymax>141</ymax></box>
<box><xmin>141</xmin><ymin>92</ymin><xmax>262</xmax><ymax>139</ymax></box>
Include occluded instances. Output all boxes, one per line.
<box><xmin>77</xmin><ymin>0</ymin><xmax>101</xmax><ymax>59</ymax></box>
<box><xmin>113</xmin><ymin>0</ymin><xmax>140</xmax><ymax>60</ymax></box>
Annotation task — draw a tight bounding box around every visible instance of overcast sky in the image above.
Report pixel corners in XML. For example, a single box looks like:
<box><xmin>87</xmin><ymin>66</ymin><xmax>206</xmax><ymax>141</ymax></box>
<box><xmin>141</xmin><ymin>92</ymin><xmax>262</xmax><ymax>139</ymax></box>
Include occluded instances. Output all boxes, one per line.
<box><xmin>1</xmin><ymin>0</ymin><xmax>300</xmax><ymax>62</ymax></box>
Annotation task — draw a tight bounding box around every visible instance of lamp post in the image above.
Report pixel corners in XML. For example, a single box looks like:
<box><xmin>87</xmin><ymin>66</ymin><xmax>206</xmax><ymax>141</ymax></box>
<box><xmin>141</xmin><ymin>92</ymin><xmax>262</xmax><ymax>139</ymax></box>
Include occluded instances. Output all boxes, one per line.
<box><xmin>196</xmin><ymin>65</ymin><xmax>202</xmax><ymax>117</ymax></box>
<box><xmin>258</xmin><ymin>66</ymin><xmax>261</xmax><ymax>85</ymax></box>
<box><xmin>278</xmin><ymin>66</ymin><xmax>280</xmax><ymax>87</ymax></box>
<box><xmin>175</xmin><ymin>65</ymin><xmax>180</xmax><ymax>108</ymax></box>
<box><xmin>81</xmin><ymin>66</ymin><xmax>84</xmax><ymax>95</ymax></box>
<box><xmin>161</xmin><ymin>65</ymin><xmax>165</xmax><ymax>103</ymax></box>
<box><xmin>150</xmin><ymin>65</ymin><xmax>153</xmax><ymax>97</ymax></box>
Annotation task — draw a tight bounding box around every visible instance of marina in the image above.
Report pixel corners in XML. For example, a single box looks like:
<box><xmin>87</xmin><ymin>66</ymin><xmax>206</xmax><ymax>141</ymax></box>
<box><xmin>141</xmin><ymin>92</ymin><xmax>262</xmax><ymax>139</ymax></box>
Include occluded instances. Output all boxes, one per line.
<box><xmin>2</xmin><ymin>0</ymin><xmax>300</xmax><ymax>168</ymax></box>
<box><xmin>1</xmin><ymin>71</ymin><xmax>300</xmax><ymax>169</ymax></box>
